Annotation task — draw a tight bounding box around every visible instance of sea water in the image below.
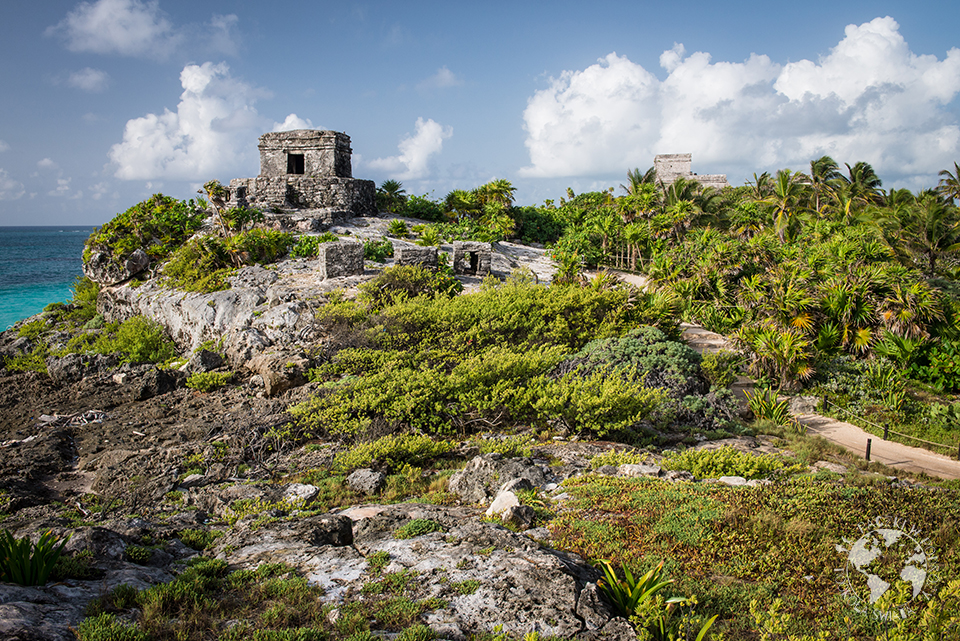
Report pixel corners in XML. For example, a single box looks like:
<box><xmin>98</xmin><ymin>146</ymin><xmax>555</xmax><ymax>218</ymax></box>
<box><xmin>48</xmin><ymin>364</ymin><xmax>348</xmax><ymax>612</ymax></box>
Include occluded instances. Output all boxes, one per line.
<box><xmin>0</xmin><ymin>226</ymin><xmax>94</xmax><ymax>330</ymax></box>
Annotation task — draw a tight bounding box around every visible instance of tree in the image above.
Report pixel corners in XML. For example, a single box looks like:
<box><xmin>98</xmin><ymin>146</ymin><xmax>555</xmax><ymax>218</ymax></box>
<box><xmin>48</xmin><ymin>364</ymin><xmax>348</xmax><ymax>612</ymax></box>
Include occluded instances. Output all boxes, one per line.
<box><xmin>621</xmin><ymin>167</ymin><xmax>657</xmax><ymax>195</ymax></box>
<box><xmin>765</xmin><ymin>169</ymin><xmax>810</xmax><ymax>242</ymax></box>
<box><xmin>475</xmin><ymin>179</ymin><xmax>516</xmax><ymax>208</ymax></box>
<box><xmin>377</xmin><ymin>179</ymin><xmax>407</xmax><ymax>213</ymax></box>
<box><xmin>937</xmin><ymin>161</ymin><xmax>960</xmax><ymax>204</ymax></box>
<box><xmin>809</xmin><ymin>155</ymin><xmax>843</xmax><ymax>215</ymax></box>
<box><xmin>842</xmin><ymin>161</ymin><xmax>884</xmax><ymax>205</ymax></box>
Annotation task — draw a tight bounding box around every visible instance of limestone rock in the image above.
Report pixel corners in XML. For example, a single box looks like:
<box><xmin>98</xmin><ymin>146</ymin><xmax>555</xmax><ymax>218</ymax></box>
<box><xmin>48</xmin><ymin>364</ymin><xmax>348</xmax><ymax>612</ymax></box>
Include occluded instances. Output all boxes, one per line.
<box><xmin>719</xmin><ymin>475</ymin><xmax>748</xmax><ymax>486</ymax></box>
<box><xmin>449</xmin><ymin>453</ymin><xmax>546</xmax><ymax>504</ymax></box>
<box><xmin>136</xmin><ymin>367</ymin><xmax>183</xmax><ymax>400</ymax></box>
<box><xmin>83</xmin><ymin>248</ymin><xmax>150</xmax><ymax>286</ymax></box>
<box><xmin>183</xmin><ymin>349</ymin><xmax>224</xmax><ymax>374</ymax></box>
<box><xmin>283</xmin><ymin>483</ymin><xmax>320</xmax><ymax>505</ymax></box>
<box><xmin>318</xmin><ymin>241</ymin><xmax>363</xmax><ymax>279</ymax></box>
<box><xmin>485</xmin><ymin>491</ymin><xmax>520</xmax><ymax>518</ymax></box>
<box><xmin>45</xmin><ymin>353</ymin><xmax>118</xmax><ymax>385</ymax></box>
<box><xmin>347</xmin><ymin>469</ymin><xmax>386</xmax><ymax>496</ymax></box>
<box><xmin>501</xmin><ymin>504</ymin><xmax>535</xmax><ymax>530</ymax></box>
<box><xmin>245</xmin><ymin>352</ymin><xmax>309</xmax><ymax>396</ymax></box>
<box><xmin>617</xmin><ymin>464</ymin><xmax>662</xmax><ymax>478</ymax></box>
<box><xmin>396</xmin><ymin>244</ymin><xmax>438</xmax><ymax>268</ymax></box>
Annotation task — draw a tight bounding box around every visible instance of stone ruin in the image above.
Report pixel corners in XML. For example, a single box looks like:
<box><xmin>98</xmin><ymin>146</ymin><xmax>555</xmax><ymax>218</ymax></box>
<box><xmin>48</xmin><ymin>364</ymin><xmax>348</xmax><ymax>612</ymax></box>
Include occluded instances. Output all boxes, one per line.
<box><xmin>654</xmin><ymin>153</ymin><xmax>729</xmax><ymax>190</ymax></box>
<box><xmin>453</xmin><ymin>241</ymin><xmax>492</xmax><ymax>277</ymax></box>
<box><xmin>228</xmin><ymin>130</ymin><xmax>376</xmax><ymax>226</ymax></box>
<box><xmin>317</xmin><ymin>240</ymin><xmax>364</xmax><ymax>280</ymax></box>
<box><xmin>396</xmin><ymin>244</ymin><xmax>438</xmax><ymax>269</ymax></box>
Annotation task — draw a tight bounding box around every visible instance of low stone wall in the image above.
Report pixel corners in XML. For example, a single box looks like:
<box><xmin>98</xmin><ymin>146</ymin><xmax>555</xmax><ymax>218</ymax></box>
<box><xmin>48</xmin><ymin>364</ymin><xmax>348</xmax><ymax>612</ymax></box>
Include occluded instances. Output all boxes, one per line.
<box><xmin>453</xmin><ymin>241</ymin><xmax>492</xmax><ymax>276</ymax></box>
<box><xmin>228</xmin><ymin>176</ymin><xmax>376</xmax><ymax>220</ymax></box>
<box><xmin>318</xmin><ymin>241</ymin><xmax>364</xmax><ymax>279</ymax></box>
<box><xmin>396</xmin><ymin>244</ymin><xmax>438</xmax><ymax>268</ymax></box>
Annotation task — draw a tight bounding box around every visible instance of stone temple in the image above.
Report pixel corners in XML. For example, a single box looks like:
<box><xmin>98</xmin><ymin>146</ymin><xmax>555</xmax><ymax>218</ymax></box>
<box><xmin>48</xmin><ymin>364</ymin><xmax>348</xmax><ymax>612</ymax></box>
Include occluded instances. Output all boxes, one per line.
<box><xmin>654</xmin><ymin>153</ymin><xmax>729</xmax><ymax>190</ymax></box>
<box><xmin>227</xmin><ymin>130</ymin><xmax>376</xmax><ymax>226</ymax></box>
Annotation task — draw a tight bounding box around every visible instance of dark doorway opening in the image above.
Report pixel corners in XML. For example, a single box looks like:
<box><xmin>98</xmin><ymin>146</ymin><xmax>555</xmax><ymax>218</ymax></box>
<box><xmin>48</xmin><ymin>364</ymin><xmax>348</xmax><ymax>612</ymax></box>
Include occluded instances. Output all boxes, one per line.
<box><xmin>287</xmin><ymin>153</ymin><xmax>305</xmax><ymax>174</ymax></box>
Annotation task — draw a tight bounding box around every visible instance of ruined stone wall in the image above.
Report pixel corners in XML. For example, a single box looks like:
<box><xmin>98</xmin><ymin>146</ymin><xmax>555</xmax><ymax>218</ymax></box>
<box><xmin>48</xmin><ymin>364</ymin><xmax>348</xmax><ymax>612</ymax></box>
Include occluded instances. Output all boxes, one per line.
<box><xmin>258</xmin><ymin>130</ymin><xmax>353</xmax><ymax>178</ymax></box>
<box><xmin>228</xmin><ymin>176</ymin><xmax>376</xmax><ymax>219</ymax></box>
<box><xmin>654</xmin><ymin>153</ymin><xmax>729</xmax><ymax>189</ymax></box>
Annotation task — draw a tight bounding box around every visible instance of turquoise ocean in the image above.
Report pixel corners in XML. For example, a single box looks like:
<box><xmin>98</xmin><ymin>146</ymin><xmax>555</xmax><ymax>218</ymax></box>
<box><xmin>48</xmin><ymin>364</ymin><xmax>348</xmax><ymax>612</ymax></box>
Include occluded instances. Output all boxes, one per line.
<box><xmin>0</xmin><ymin>226</ymin><xmax>94</xmax><ymax>330</ymax></box>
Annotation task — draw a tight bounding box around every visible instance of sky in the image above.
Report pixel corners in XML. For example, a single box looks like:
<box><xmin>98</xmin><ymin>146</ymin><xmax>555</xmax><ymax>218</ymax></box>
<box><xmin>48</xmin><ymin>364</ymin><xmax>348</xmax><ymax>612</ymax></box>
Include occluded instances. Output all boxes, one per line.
<box><xmin>0</xmin><ymin>0</ymin><xmax>959</xmax><ymax>225</ymax></box>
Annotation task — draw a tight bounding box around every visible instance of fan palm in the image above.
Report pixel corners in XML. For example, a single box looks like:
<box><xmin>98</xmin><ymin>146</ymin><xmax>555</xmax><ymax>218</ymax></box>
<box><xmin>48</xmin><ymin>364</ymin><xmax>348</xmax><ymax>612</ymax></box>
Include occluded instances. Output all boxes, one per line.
<box><xmin>765</xmin><ymin>169</ymin><xmax>810</xmax><ymax>242</ymax></box>
<box><xmin>621</xmin><ymin>166</ymin><xmax>657</xmax><ymax>195</ymax></box>
<box><xmin>937</xmin><ymin>161</ymin><xmax>960</xmax><ymax>204</ymax></box>
<box><xmin>377</xmin><ymin>179</ymin><xmax>407</xmax><ymax>213</ymax></box>
<box><xmin>809</xmin><ymin>156</ymin><xmax>843</xmax><ymax>215</ymax></box>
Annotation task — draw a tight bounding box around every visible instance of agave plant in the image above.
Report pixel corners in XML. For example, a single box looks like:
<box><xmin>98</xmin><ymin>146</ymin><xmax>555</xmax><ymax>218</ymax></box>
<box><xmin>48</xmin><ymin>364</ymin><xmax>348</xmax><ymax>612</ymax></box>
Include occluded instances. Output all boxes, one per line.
<box><xmin>0</xmin><ymin>529</ymin><xmax>70</xmax><ymax>586</ymax></box>
<box><xmin>596</xmin><ymin>559</ymin><xmax>683</xmax><ymax>619</ymax></box>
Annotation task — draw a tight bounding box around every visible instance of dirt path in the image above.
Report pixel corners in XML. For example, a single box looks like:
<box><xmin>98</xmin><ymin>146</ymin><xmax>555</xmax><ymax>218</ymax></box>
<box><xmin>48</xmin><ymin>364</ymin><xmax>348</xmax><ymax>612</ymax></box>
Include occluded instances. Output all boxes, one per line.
<box><xmin>677</xmin><ymin>321</ymin><xmax>960</xmax><ymax>480</ymax></box>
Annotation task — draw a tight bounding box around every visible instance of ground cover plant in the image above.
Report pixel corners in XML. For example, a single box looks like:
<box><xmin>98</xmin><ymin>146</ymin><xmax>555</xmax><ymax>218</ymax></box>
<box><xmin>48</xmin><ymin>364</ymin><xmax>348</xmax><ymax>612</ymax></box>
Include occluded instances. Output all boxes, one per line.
<box><xmin>549</xmin><ymin>474</ymin><xmax>960</xmax><ymax>638</ymax></box>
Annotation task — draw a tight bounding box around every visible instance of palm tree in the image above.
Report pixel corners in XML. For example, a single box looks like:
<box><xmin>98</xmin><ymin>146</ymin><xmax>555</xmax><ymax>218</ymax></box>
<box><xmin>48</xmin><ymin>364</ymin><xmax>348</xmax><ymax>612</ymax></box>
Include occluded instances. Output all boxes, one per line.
<box><xmin>809</xmin><ymin>156</ymin><xmax>843</xmax><ymax>215</ymax></box>
<box><xmin>621</xmin><ymin>167</ymin><xmax>657</xmax><ymax>195</ymax></box>
<box><xmin>444</xmin><ymin>189</ymin><xmax>479</xmax><ymax>219</ymax></box>
<box><xmin>937</xmin><ymin>161</ymin><xmax>960</xmax><ymax>204</ymax></box>
<box><xmin>618</xmin><ymin>184</ymin><xmax>660</xmax><ymax>222</ymax></box>
<box><xmin>765</xmin><ymin>169</ymin><xmax>810</xmax><ymax>242</ymax></box>
<box><xmin>377</xmin><ymin>179</ymin><xmax>407</xmax><ymax>213</ymax></box>
<box><xmin>747</xmin><ymin>172</ymin><xmax>772</xmax><ymax>201</ymax></box>
<box><xmin>899</xmin><ymin>195</ymin><xmax>960</xmax><ymax>276</ymax></box>
<box><xmin>475</xmin><ymin>179</ymin><xmax>516</xmax><ymax>208</ymax></box>
<box><xmin>842</xmin><ymin>161</ymin><xmax>884</xmax><ymax>205</ymax></box>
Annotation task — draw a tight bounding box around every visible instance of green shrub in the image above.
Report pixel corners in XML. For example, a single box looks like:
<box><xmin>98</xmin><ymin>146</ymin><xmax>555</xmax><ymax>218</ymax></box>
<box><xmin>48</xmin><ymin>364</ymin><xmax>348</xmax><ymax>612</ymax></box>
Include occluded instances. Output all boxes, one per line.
<box><xmin>186</xmin><ymin>371</ymin><xmax>233</xmax><ymax>393</ymax></box>
<box><xmin>590</xmin><ymin>449</ymin><xmax>649</xmax><ymax>469</ymax></box>
<box><xmin>290</xmin><ymin>232</ymin><xmax>338</xmax><ymax>258</ymax></box>
<box><xmin>75</xmin><ymin>613</ymin><xmax>148</xmax><ymax>641</ymax></box>
<box><xmin>393</xmin><ymin>519</ymin><xmax>443</xmax><ymax>539</ymax></box>
<box><xmin>178</xmin><ymin>528</ymin><xmax>224</xmax><ymax>551</ymax></box>
<box><xmin>0</xmin><ymin>529</ymin><xmax>69</xmax><ymax>586</ymax></box>
<box><xmin>700</xmin><ymin>350</ymin><xmax>741</xmax><ymax>389</ymax></box>
<box><xmin>398</xmin><ymin>194</ymin><xmax>445</xmax><ymax>222</ymax></box>
<box><xmin>51</xmin><ymin>549</ymin><xmax>97</xmax><ymax>580</ymax></box>
<box><xmin>388</xmin><ymin>219</ymin><xmax>409</xmax><ymax>237</ymax></box>
<box><xmin>162</xmin><ymin>236</ymin><xmax>233</xmax><ymax>292</ymax></box>
<box><xmin>745</xmin><ymin>387</ymin><xmax>792</xmax><ymax>425</ymax></box>
<box><xmin>83</xmin><ymin>193</ymin><xmax>206</xmax><ymax>267</ymax></box>
<box><xmin>332</xmin><ymin>434</ymin><xmax>455</xmax><ymax>474</ymax></box>
<box><xmin>125</xmin><ymin>545</ymin><xmax>152</xmax><ymax>564</ymax></box>
<box><xmin>363</xmin><ymin>238</ymin><xmax>394</xmax><ymax>262</ymax></box>
<box><xmin>660</xmin><ymin>445</ymin><xmax>785</xmax><ymax>480</ymax></box>
<box><xmin>358</xmin><ymin>265</ymin><xmax>463</xmax><ymax>309</ymax></box>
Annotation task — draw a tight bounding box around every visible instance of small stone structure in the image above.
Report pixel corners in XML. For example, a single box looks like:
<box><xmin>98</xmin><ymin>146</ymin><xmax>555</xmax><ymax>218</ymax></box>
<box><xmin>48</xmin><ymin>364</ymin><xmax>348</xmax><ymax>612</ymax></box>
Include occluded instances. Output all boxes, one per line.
<box><xmin>396</xmin><ymin>244</ymin><xmax>438</xmax><ymax>268</ymax></box>
<box><xmin>654</xmin><ymin>153</ymin><xmax>729</xmax><ymax>190</ymax></box>
<box><xmin>452</xmin><ymin>241</ymin><xmax>492</xmax><ymax>276</ymax></box>
<box><xmin>318</xmin><ymin>240</ymin><xmax>364</xmax><ymax>279</ymax></box>
<box><xmin>228</xmin><ymin>130</ymin><xmax>376</xmax><ymax>224</ymax></box>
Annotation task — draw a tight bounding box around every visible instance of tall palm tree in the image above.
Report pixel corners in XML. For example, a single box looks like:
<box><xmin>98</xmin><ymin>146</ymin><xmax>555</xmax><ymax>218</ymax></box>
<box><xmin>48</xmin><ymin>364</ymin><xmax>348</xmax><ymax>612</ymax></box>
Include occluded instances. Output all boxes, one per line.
<box><xmin>809</xmin><ymin>156</ymin><xmax>843</xmax><ymax>215</ymax></box>
<box><xmin>621</xmin><ymin>167</ymin><xmax>657</xmax><ymax>195</ymax></box>
<box><xmin>937</xmin><ymin>161</ymin><xmax>960</xmax><ymax>204</ymax></box>
<box><xmin>475</xmin><ymin>179</ymin><xmax>516</xmax><ymax>208</ymax></box>
<box><xmin>842</xmin><ymin>161</ymin><xmax>884</xmax><ymax>205</ymax></box>
<box><xmin>765</xmin><ymin>169</ymin><xmax>810</xmax><ymax>243</ymax></box>
<box><xmin>747</xmin><ymin>172</ymin><xmax>773</xmax><ymax>201</ymax></box>
<box><xmin>377</xmin><ymin>179</ymin><xmax>407</xmax><ymax>213</ymax></box>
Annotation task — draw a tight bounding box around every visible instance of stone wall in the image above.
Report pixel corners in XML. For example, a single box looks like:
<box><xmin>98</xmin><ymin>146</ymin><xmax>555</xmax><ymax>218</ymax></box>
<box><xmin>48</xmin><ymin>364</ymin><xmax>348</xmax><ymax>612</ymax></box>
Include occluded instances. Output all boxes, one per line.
<box><xmin>654</xmin><ymin>153</ymin><xmax>729</xmax><ymax>189</ymax></box>
<box><xmin>258</xmin><ymin>130</ymin><xmax>353</xmax><ymax>178</ymax></box>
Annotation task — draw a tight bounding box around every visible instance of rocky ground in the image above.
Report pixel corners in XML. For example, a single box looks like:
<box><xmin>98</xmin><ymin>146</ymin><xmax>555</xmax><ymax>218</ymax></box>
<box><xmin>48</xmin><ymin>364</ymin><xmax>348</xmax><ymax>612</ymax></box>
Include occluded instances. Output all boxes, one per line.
<box><xmin>0</xmin><ymin>215</ymin><xmax>889</xmax><ymax>640</ymax></box>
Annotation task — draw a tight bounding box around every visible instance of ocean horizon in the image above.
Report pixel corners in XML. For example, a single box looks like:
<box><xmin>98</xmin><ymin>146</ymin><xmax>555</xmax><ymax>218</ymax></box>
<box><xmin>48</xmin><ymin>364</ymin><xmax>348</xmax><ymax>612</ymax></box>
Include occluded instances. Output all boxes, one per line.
<box><xmin>0</xmin><ymin>225</ymin><xmax>95</xmax><ymax>330</ymax></box>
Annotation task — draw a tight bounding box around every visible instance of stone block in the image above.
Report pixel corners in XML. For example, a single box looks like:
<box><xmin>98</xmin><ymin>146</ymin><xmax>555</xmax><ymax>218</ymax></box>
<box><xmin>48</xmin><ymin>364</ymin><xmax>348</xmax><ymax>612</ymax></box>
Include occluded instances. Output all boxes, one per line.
<box><xmin>396</xmin><ymin>244</ymin><xmax>438</xmax><ymax>268</ymax></box>
<box><xmin>318</xmin><ymin>240</ymin><xmax>364</xmax><ymax>279</ymax></box>
<box><xmin>452</xmin><ymin>241</ymin><xmax>492</xmax><ymax>276</ymax></box>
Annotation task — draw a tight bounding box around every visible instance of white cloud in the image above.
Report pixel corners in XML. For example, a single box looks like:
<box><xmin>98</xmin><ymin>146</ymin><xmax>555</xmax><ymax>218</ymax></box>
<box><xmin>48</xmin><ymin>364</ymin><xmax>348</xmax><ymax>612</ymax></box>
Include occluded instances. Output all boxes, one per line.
<box><xmin>272</xmin><ymin>114</ymin><xmax>316</xmax><ymax>132</ymax></box>
<box><xmin>37</xmin><ymin>158</ymin><xmax>58</xmax><ymax>170</ymax></box>
<box><xmin>109</xmin><ymin>62</ymin><xmax>272</xmax><ymax>180</ymax></box>
<box><xmin>368</xmin><ymin>118</ymin><xmax>453</xmax><ymax>180</ymax></box>
<box><xmin>520</xmin><ymin>16</ymin><xmax>960</xmax><ymax>185</ymax></box>
<box><xmin>0</xmin><ymin>140</ymin><xmax>9</xmax><ymax>153</ymax></box>
<box><xmin>0</xmin><ymin>169</ymin><xmax>25</xmax><ymax>200</ymax></box>
<box><xmin>67</xmin><ymin>67</ymin><xmax>110</xmax><ymax>92</ymax></box>
<box><xmin>418</xmin><ymin>66</ymin><xmax>463</xmax><ymax>89</ymax></box>
<box><xmin>89</xmin><ymin>181</ymin><xmax>110</xmax><ymax>200</ymax></box>
<box><xmin>47</xmin><ymin>0</ymin><xmax>239</xmax><ymax>59</ymax></box>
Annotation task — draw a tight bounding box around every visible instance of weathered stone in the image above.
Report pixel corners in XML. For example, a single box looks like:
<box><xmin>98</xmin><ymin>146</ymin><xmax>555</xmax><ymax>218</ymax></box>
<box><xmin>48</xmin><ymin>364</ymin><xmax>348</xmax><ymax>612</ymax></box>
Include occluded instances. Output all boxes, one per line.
<box><xmin>452</xmin><ymin>241</ymin><xmax>492</xmax><ymax>276</ymax></box>
<box><xmin>498</xmin><ymin>477</ymin><xmax>534</xmax><ymax>494</ymax></box>
<box><xmin>654</xmin><ymin>153</ymin><xmax>729</xmax><ymax>190</ymax></box>
<box><xmin>83</xmin><ymin>248</ymin><xmax>150</xmax><ymax>286</ymax></box>
<box><xmin>789</xmin><ymin>395</ymin><xmax>820</xmax><ymax>414</ymax></box>
<box><xmin>227</xmin><ymin>130</ymin><xmax>376</xmax><ymax>221</ymax></box>
<box><xmin>347</xmin><ymin>469</ymin><xmax>387</xmax><ymax>496</ymax></box>
<box><xmin>664</xmin><ymin>470</ymin><xmax>695</xmax><ymax>482</ymax></box>
<box><xmin>617</xmin><ymin>463</ymin><xmax>662</xmax><ymax>478</ymax></box>
<box><xmin>124</xmin><ymin>249</ymin><xmax>150</xmax><ymax>276</ymax></box>
<box><xmin>136</xmin><ymin>367</ymin><xmax>182</xmax><ymax>400</ymax></box>
<box><xmin>597</xmin><ymin>617</ymin><xmax>640</xmax><ymax>641</ymax></box>
<box><xmin>318</xmin><ymin>241</ymin><xmax>364</xmax><ymax>279</ymax></box>
<box><xmin>485</xmin><ymin>491</ymin><xmax>520</xmax><ymax>518</ymax></box>
<box><xmin>178</xmin><ymin>474</ymin><xmax>207</xmax><ymax>489</ymax></box>
<box><xmin>183</xmin><ymin>349</ymin><xmax>224</xmax><ymax>374</ymax></box>
<box><xmin>501</xmin><ymin>504</ymin><xmax>535</xmax><ymax>530</ymax></box>
<box><xmin>719</xmin><ymin>475</ymin><xmax>748</xmax><ymax>486</ymax></box>
<box><xmin>396</xmin><ymin>244</ymin><xmax>438</xmax><ymax>268</ymax></box>
<box><xmin>45</xmin><ymin>353</ymin><xmax>118</xmax><ymax>385</ymax></box>
<box><xmin>576</xmin><ymin>583</ymin><xmax>613</xmax><ymax>631</ymax></box>
<box><xmin>245</xmin><ymin>352</ymin><xmax>309</xmax><ymax>397</ymax></box>
<box><xmin>449</xmin><ymin>454</ymin><xmax>546</xmax><ymax>504</ymax></box>
<box><xmin>283</xmin><ymin>483</ymin><xmax>320</xmax><ymax>505</ymax></box>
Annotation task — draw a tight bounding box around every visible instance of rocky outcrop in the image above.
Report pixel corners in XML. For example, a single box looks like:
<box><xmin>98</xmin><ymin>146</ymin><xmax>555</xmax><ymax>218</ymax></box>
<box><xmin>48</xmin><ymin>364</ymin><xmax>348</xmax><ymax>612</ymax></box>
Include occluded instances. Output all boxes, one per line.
<box><xmin>448</xmin><ymin>453</ymin><xmax>549</xmax><ymax>504</ymax></box>
<box><xmin>83</xmin><ymin>248</ymin><xmax>150</xmax><ymax>286</ymax></box>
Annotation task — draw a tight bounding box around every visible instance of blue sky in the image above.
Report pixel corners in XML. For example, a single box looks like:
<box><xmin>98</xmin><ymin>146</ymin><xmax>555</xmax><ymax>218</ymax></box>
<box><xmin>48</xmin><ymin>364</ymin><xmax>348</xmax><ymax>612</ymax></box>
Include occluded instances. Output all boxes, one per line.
<box><xmin>1</xmin><ymin>0</ymin><xmax>959</xmax><ymax>225</ymax></box>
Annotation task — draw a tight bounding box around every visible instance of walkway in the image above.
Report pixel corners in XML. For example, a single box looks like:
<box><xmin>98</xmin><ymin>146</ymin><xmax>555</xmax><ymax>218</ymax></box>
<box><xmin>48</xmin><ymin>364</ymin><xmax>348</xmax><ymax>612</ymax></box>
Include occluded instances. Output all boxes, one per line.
<box><xmin>678</xmin><ymin>321</ymin><xmax>960</xmax><ymax>480</ymax></box>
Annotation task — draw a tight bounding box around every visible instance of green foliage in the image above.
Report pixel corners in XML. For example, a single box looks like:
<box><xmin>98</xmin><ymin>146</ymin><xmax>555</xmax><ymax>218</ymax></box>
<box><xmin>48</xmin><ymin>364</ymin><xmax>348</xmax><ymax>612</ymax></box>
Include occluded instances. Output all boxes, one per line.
<box><xmin>590</xmin><ymin>449</ymin><xmax>649</xmax><ymax>469</ymax></box>
<box><xmin>125</xmin><ymin>545</ymin><xmax>153</xmax><ymax>565</ymax></box>
<box><xmin>363</xmin><ymin>238</ymin><xmax>394</xmax><ymax>262</ymax></box>
<box><xmin>162</xmin><ymin>230</ymin><xmax>294</xmax><ymax>293</ymax></box>
<box><xmin>398</xmin><ymin>194</ymin><xmax>445</xmax><ymax>222</ymax></box>
<box><xmin>700</xmin><ymin>350</ymin><xmax>741</xmax><ymax>389</ymax></box>
<box><xmin>75</xmin><ymin>613</ymin><xmax>149</xmax><ymax>641</ymax></box>
<box><xmin>178</xmin><ymin>528</ymin><xmax>224</xmax><ymax>551</ymax></box>
<box><xmin>332</xmin><ymin>434</ymin><xmax>455</xmax><ymax>474</ymax></box>
<box><xmin>596</xmin><ymin>559</ymin><xmax>682</xmax><ymax>618</ymax></box>
<box><xmin>0</xmin><ymin>529</ymin><xmax>69</xmax><ymax>586</ymax></box>
<box><xmin>185</xmin><ymin>371</ymin><xmax>233</xmax><ymax>393</ymax></box>
<box><xmin>660</xmin><ymin>445</ymin><xmax>786</xmax><ymax>480</ymax></box>
<box><xmin>393</xmin><ymin>519</ymin><xmax>444</xmax><ymax>539</ymax></box>
<box><xmin>745</xmin><ymin>387</ymin><xmax>792</xmax><ymax>426</ymax></box>
<box><xmin>17</xmin><ymin>318</ymin><xmax>48</xmax><ymax>340</ymax></box>
<box><xmin>51</xmin><ymin>549</ymin><xmax>97</xmax><ymax>580</ymax></box>
<box><xmin>67</xmin><ymin>316</ymin><xmax>176</xmax><ymax>364</ymax></box>
<box><xmin>290</xmin><ymin>232</ymin><xmax>338</xmax><ymax>258</ymax></box>
<box><xmin>83</xmin><ymin>193</ymin><xmax>206</xmax><ymax>267</ymax></box>
<box><xmin>358</xmin><ymin>264</ymin><xmax>463</xmax><ymax>309</ymax></box>
<box><xmin>387</xmin><ymin>219</ymin><xmax>409</xmax><ymax>238</ymax></box>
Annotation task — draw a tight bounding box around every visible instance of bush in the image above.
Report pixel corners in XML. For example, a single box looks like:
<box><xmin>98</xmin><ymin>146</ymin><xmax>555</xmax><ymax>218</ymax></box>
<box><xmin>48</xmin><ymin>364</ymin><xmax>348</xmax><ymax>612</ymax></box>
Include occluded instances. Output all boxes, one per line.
<box><xmin>0</xmin><ymin>529</ymin><xmax>69</xmax><ymax>586</ymax></box>
<box><xmin>75</xmin><ymin>613</ymin><xmax>148</xmax><ymax>641</ymax></box>
<box><xmin>387</xmin><ymin>220</ymin><xmax>409</xmax><ymax>238</ymax></box>
<box><xmin>700</xmin><ymin>350</ymin><xmax>741</xmax><ymax>389</ymax></box>
<box><xmin>290</xmin><ymin>232</ymin><xmax>338</xmax><ymax>258</ymax></box>
<box><xmin>660</xmin><ymin>445</ymin><xmax>785</xmax><ymax>480</ymax></box>
<box><xmin>393</xmin><ymin>519</ymin><xmax>443</xmax><ymax>539</ymax></box>
<box><xmin>358</xmin><ymin>265</ymin><xmax>463</xmax><ymax>309</ymax></box>
<box><xmin>332</xmin><ymin>434</ymin><xmax>455</xmax><ymax>474</ymax></box>
<box><xmin>83</xmin><ymin>193</ymin><xmax>206</xmax><ymax>267</ymax></box>
<box><xmin>162</xmin><ymin>230</ymin><xmax>294</xmax><ymax>293</ymax></box>
<box><xmin>399</xmin><ymin>194</ymin><xmax>445</xmax><ymax>222</ymax></box>
<box><xmin>186</xmin><ymin>371</ymin><xmax>233</xmax><ymax>393</ymax></box>
<box><xmin>363</xmin><ymin>239</ymin><xmax>394</xmax><ymax>262</ymax></box>
<box><xmin>178</xmin><ymin>528</ymin><xmax>224</xmax><ymax>551</ymax></box>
